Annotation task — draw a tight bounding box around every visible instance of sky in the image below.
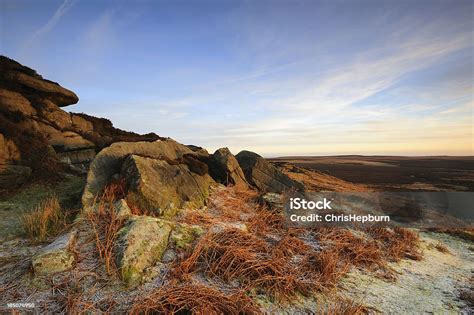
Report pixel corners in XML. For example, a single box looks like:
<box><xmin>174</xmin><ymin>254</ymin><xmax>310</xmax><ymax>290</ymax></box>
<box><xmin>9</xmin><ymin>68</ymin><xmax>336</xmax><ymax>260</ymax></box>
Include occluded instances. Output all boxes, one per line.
<box><xmin>1</xmin><ymin>0</ymin><xmax>473</xmax><ymax>156</ymax></box>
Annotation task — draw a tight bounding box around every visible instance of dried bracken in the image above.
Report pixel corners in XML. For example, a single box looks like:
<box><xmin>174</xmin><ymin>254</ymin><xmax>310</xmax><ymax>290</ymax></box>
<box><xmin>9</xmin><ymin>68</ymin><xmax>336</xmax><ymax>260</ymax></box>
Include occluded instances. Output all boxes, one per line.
<box><xmin>176</xmin><ymin>228</ymin><xmax>351</xmax><ymax>301</ymax></box>
<box><xmin>434</xmin><ymin>241</ymin><xmax>450</xmax><ymax>254</ymax></box>
<box><xmin>130</xmin><ymin>283</ymin><xmax>258</xmax><ymax>314</ymax></box>
<box><xmin>85</xmin><ymin>185</ymin><xmax>125</xmax><ymax>275</ymax></box>
<box><xmin>247</xmin><ymin>207</ymin><xmax>285</xmax><ymax>235</ymax></box>
<box><xmin>366</xmin><ymin>227</ymin><xmax>422</xmax><ymax>262</ymax></box>
<box><xmin>321</xmin><ymin>297</ymin><xmax>369</xmax><ymax>315</ymax></box>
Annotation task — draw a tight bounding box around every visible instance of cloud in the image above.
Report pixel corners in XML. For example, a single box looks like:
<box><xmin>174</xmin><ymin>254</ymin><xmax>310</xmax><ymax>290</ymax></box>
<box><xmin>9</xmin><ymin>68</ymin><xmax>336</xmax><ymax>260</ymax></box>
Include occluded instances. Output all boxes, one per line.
<box><xmin>19</xmin><ymin>0</ymin><xmax>76</xmax><ymax>57</ymax></box>
<box><xmin>70</xmin><ymin>4</ymin><xmax>472</xmax><ymax>156</ymax></box>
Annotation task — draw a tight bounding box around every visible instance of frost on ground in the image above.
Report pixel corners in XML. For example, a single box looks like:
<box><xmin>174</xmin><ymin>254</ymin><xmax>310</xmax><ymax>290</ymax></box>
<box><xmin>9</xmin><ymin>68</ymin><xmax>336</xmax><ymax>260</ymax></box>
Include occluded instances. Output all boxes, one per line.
<box><xmin>341</xmin><ymin>231</ymin><xmax>473</xmax><ymax>314</ymax></box>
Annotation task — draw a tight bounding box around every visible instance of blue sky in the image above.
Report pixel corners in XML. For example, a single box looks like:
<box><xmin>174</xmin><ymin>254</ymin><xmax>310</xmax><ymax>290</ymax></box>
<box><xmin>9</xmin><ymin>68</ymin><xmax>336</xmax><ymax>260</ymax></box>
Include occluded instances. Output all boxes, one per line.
<box><xmin>1</xmin><ymin>0</ymin><xmax>472</xmax><ymax>156</ymax></box>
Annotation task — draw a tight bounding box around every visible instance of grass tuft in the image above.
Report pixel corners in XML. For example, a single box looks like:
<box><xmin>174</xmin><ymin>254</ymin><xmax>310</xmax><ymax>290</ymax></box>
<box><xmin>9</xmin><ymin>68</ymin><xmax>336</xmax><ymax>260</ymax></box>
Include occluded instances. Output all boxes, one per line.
<box><xmin>21</xmin><ymin>195</ymin><xmax>66</xmax><ymax>242</ymax></box>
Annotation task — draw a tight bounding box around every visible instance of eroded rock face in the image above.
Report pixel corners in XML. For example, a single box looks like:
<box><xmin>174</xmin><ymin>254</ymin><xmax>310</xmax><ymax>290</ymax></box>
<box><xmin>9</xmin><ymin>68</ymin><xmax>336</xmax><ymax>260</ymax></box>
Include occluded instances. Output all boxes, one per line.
<box><xmin>0</xmin><ymin>56</ymin><xmax>162</xmax><ymax>184</ymax></box>
<box><xmin>236</xmin><ymin>150</ymin><xmax>304</xmax><ymax>193</ymax></box>
<box><xmin>209</xmin><ymin>147</ymin><xmax>248</xmax><ymax>188</ymax></box>
<box><xmin>71</xmin><ymin>114</ymin><xmax>94</xmax><ymax>132</ymax></box>
<box><xmin>1</xmin><ymin>68</ymin><xmax>79</xmax><ymax>107</ymax></box>
<box><xmin>0</xmin><ymin>88</ymin><xmax>36</xmax><ymax>116</ymax></box>
<box><xmin>121</xmin><ymin>154</ymin><xmax>213</xmax><ymax>216</ymax></box>
<box><xmin>32</xmin><ymin>231</ymin><xmax>77</xmax><ymax>275</ymax></box>
<box><xmin>114</xmin><ymin>216</ymin><xmax>172</xmax><ymax>286</ymax></box>
<box><xmin>37</xmin><ymin>99</ymin><xmax>73</xmax><ymax>130</ymax></box>
<box><xmin>82</xmin><ymin>139</ymin><xmax>194</xmax><ymax>206</ymax></box>
<box><xmin>0</xmin><ymin>133</ymin><xmax>21</xmax><ymax>164</ymax></box>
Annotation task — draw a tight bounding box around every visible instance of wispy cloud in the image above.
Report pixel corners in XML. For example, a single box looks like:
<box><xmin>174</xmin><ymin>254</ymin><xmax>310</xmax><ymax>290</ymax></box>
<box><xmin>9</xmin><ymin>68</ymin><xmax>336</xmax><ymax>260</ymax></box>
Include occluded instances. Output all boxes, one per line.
<box><xmin>59</xmin><ymin>1</ymin><xmax>471</xmax><ymax>156</ymax></box>
<box><xmin>19</xmin><ymin>0</ymin><xmax>76</xmax><ymax>58</ymax></box>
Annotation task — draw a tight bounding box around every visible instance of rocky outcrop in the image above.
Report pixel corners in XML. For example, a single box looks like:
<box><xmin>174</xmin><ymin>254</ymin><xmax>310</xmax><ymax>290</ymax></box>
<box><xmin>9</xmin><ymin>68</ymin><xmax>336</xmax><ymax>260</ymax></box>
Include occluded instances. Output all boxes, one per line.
<box><xmin>32</xmin><ymin>231</ymin><xmax>77</xmax><ymax>275</ymax></box>
<box><xmin>114</xmin><ymin>216</ymin><xmax>172</xmax><ymax>286</ymax></box>
<box><xmin>0</xmin><ymin>57</ymin><xmax>79</xmax><ymax>106</ymax></box>
<box><xmin>0</xmin><ymin>88</ymin><xmax>37</xmax><ymax>116</ymax></box>
<box><xmin>122</xmin><ymin>154</ymin><xmax>213</xmax><ymax>216</ymax></box>
<box><xmin>209</xmin><ymin>147</ymin><xmax>248</xmax><ymax>188</ymax></box>
<box><xmin>236</xmin><ymin>150</ymin><xmax>304</xmax><ymax>193</ymax></box>
<box><xmin>82</xmin><ymin>139</ymin><xmax>195</xmax><ymax>206</ymax></box>
<box><xmin>0</xmin><ymin>56</ymin><xmax>161</xmax><ymax>186</ymax></box>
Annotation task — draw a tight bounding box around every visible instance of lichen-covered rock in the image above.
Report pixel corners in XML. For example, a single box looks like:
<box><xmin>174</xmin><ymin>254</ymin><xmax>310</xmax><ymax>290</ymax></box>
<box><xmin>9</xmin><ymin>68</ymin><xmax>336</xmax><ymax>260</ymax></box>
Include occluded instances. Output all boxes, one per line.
<box><xmin>236</xmin><ymin>150</ymin><xmax>304</xmax><ymax>193</ymax></box>
<box><xmin>170</xmin><ymin>223</ymin><xmax>204</xmax><ymax>250</ymax></box>
<box><xmin>210</xmin><ymin>147</ymin><xmax>248</xmax><ymax>188</ymax></box>
<box><xmin>114</xmin><ymin>199</ymin><xmax>132</xmax><ymax>220</ymax></box>
<box><xmin>32</xmin><ymin>231</ymin><xmax>77</xmax><ymax>275</ymax></box>
<box><xmin>121</xmin><ymin>154</ymin><xmax>213</xmax><ymax>217</ymax></box>
<box><xmin>114</xmin><ymin>216</ymin><xmax>173</xmax><ymax>286</ymax></box>
<box><xmin>82</xmin><ymin>139</ymin><xmax>192</xmax><ymax>207</ymax></box>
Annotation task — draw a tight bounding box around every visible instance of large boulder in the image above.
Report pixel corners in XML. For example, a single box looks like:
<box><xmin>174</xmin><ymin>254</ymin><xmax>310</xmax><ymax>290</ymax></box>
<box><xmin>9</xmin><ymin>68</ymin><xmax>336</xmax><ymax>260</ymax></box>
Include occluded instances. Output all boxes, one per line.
<box><xmin>236</xmin><ymin>150</ymin><xmax>304</xmax><ymax>193</ymax></box>
<box><xmin>209</xmin><ymin>147</ymin><xmax>248</xmax><ymax>188</ymax></box>
<box><xmin>114</xmin><ymin>216</ymin><xmax>172</xmax><ymax>286</ymax></box>
<box><xmin>82</xmin><ymin>139</ymin><xmax>194</xmax><ymax>206</ymax></box>
<box><xmin>32</xmin><ymin>231</ymin><xmax>77</xmax><ymax>275</ymax></box>
<box><xmin>121</xmin><ymin>154</ymin><xmax>213</xmax><ymax>216</ymax></box>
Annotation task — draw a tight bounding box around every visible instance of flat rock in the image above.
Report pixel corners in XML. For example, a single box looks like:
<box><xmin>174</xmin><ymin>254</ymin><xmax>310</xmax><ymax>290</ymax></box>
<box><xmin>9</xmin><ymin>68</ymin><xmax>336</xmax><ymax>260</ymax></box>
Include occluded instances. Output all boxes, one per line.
<box><xmin>49</xmin><ymin>130</ymin><xmax>95</xmax><ymax>152</ymax></box>
<box><xmin>3</xmin><ymin>70</ymin><xmax>78</xmax><ymax>106</ymax></box>
<box><xmin>114</xmin><ymin>216</ymin><xmax>172</xmax><ymax>286</ymax></box>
